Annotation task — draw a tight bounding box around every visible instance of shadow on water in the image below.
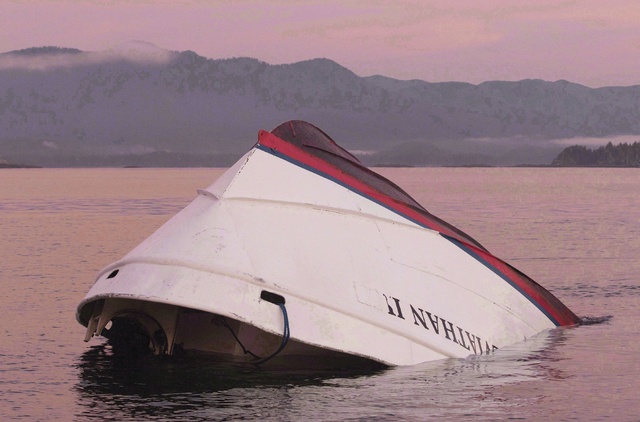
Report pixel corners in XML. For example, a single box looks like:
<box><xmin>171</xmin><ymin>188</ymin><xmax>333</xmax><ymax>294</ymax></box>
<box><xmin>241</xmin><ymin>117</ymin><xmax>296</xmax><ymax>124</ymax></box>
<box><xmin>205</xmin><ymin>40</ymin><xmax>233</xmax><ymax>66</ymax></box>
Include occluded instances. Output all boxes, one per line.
<box><xmin>72</xmin><ymin>325</ymin><xmax>593</xmax><ymax>420</ymax></box>
<box><xmin>74</xmin><ymin>341</ymin><xmax>387</xmax><ymax>420</ymax></box>
<box><xmin>76</xmin><ymin>342</ymin><xmax>385</xmax><ymax>394</ymax></box>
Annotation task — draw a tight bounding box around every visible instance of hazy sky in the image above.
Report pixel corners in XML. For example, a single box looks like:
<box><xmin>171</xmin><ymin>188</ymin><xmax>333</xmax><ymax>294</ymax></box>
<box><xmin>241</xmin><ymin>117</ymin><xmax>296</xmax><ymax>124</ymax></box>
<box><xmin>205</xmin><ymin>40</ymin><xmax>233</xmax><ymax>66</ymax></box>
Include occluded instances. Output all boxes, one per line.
<box><xmin>2</xmin><ymin>0</ymin><xmax>640</xmax><ymax>87</ymax></box>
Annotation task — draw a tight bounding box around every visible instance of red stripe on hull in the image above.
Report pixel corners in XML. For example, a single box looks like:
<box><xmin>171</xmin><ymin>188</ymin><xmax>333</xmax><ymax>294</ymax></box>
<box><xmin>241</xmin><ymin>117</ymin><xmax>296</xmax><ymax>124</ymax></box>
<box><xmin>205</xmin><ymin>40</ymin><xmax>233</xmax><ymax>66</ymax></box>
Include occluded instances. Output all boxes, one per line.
<box><xmin>258</xmin><ymin>130</ymin><xmax>580</xmax><ymax>327</ymax></box>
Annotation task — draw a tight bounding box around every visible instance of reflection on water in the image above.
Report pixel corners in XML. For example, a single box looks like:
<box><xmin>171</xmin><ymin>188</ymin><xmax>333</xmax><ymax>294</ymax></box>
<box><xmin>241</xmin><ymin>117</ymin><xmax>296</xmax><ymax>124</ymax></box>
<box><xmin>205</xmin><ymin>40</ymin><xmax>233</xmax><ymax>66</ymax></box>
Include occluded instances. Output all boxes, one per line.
<box><xmin>75</xmin><ymin>340</ymin><xmax>385</xmax><ymax>421</ymax></box>
<box><xmin>74</xmin><ymin>328</ymin><xmax>573</xmax><ymax>420</ymax></box>
<box><xmin>0</xmin><ymin>198</ymin><xmax>186</xmax><ymax>215</ymax></box>
<box><xmin>76</xmin><ymin>341</ymin><xmax>385</xmax><ymax>395</ymax></box>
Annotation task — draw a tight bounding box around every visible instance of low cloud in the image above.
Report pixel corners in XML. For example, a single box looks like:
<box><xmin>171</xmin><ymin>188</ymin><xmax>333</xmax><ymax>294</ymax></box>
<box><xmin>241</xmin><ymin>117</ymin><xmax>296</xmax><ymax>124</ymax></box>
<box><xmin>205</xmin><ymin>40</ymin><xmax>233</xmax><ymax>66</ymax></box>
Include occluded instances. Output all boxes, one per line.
<box><xmin>0</xmin><ymin>41</ymin><xmax>175</xmax><ymax>71</ymax></box>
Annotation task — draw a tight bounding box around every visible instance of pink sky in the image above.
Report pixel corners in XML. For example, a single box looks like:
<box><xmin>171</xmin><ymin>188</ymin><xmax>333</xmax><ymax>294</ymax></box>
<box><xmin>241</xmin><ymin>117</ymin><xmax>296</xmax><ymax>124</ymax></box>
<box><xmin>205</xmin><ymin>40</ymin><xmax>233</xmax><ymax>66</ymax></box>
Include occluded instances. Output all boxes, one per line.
<box><xmin>2</xmin><ymin>0</ymin><xmax>640</xmax><ymax>87</ymax></box>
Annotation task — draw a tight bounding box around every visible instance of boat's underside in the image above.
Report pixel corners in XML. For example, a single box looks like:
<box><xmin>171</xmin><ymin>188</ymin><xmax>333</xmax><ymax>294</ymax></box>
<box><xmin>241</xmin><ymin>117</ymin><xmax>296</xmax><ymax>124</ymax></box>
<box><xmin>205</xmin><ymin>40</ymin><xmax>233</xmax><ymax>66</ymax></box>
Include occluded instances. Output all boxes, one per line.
<box><xmin>81</xmin><ymin>297</ymin><xmax>383</xmax><ymax>368</ymax></box>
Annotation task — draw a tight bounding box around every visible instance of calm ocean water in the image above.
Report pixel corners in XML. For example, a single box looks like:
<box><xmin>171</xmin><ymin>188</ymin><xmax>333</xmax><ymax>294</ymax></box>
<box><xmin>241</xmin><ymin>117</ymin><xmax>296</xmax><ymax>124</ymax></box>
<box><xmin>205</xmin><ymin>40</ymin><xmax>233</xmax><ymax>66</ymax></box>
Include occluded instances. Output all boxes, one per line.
<box><xmin>1</xmin><ymin>167</ymin><xmax>638</xmax><ymax>421</ymax></box>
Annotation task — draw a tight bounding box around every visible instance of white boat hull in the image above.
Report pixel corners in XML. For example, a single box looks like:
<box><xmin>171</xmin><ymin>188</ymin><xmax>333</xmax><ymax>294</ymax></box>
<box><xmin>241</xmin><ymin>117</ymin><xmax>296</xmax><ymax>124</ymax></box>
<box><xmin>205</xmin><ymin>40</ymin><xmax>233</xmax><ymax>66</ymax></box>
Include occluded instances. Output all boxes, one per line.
<box><xmin>77</xmin><ymin>121</ymin><xmax>579</xmax><ymax>366</ymax></box>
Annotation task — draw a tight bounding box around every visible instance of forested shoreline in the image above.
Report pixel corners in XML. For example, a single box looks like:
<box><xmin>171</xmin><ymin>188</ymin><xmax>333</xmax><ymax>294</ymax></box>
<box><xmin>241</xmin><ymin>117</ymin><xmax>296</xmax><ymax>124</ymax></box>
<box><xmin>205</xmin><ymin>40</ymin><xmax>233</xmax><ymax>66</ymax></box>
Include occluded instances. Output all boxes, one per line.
<box><xmin>552</xmin><ymin>142</ymin><xmax>640</xmax><ymax>167</ymax></box>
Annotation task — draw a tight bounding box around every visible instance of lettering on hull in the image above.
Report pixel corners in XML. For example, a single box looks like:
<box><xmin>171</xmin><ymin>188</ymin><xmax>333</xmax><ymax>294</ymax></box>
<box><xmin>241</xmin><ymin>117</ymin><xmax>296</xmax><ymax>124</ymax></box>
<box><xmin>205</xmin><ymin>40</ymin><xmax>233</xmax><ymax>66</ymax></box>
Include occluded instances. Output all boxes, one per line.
<box><xmin>383</xmin><ymin>294</ymin><xmax>498</xmax><ymax>354</ymax></box>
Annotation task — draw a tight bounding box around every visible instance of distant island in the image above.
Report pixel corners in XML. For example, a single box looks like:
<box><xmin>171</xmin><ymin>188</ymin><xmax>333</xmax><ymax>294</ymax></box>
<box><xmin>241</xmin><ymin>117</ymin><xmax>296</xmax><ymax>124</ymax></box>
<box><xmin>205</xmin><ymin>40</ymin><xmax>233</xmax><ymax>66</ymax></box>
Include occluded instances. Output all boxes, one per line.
<box><xmin>0</xmin><ymin>158</ymin><xmax>39</xmax><ymax>168</ymax></box>
<box><xmin>552</xmin><ymin>142</ymin><xmax>640</xmax><ymax>167</ymax></box>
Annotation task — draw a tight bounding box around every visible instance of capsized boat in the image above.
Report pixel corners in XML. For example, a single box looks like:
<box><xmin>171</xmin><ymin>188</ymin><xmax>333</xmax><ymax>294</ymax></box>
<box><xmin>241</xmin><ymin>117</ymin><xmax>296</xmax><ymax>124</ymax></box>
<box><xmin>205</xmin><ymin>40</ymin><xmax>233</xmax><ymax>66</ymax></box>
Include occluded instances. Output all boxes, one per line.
<box><xmin>76</xmin><ymin>120</ymin><xmax>580</xmax><ymax>366</ymax></box>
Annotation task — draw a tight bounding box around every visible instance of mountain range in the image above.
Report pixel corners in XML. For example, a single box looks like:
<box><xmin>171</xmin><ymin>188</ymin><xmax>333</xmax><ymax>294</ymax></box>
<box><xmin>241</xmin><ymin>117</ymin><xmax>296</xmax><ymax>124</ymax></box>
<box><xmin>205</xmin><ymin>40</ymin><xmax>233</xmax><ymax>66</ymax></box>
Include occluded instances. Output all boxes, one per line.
<box><xmin>2</xmin><ymin>41</ymin><xmax>640</xmax><ymax>167</ymax></box>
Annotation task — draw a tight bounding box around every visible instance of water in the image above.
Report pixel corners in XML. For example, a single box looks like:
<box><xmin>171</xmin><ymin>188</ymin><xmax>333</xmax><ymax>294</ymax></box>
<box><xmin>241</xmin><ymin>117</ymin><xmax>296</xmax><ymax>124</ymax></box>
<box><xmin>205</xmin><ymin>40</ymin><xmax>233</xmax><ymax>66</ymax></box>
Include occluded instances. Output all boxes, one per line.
<box><xmin>1</xmin><ymin>167</ymin><xmax>638</xmax><ymax>421</ymax></box>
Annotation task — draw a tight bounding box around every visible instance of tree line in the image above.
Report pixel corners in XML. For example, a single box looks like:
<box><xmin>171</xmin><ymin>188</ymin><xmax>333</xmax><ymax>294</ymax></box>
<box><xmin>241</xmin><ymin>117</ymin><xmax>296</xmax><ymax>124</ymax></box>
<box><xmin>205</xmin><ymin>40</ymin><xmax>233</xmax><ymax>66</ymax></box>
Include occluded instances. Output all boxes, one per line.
<box><xmin>552</xmin><ymin>141</ymin><xmax>640</xmax><ymax>167</ymax></box>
